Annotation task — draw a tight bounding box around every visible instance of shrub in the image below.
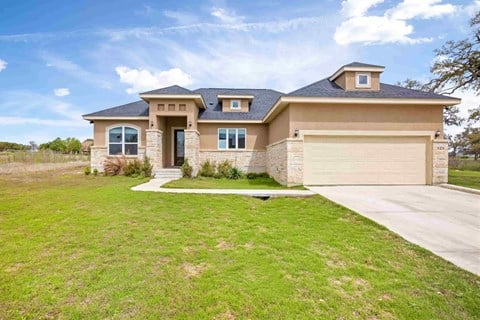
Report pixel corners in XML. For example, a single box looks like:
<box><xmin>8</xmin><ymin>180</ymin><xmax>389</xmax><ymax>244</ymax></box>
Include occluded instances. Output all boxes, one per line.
<box><xmin>103</xmin><ymin>156</ymin><xmax>128</xmax><ymax>176</ymax></box>
<box><xmin>142</xmin><ymin>156</ymin><xmax>153</xmax><ymax>177</ymax></box>
<box><xmin>228</xmin><ymin>167</ymin><xmax>244</xmax><ymax>180</ymax></box>
<box><xmin>181</xmin><ymin>158</ymin><xmax>193</xmax><ymax>178</ymax></box>
<box><xmin>213</xmin><ymin>172</ymin><xmax>223</xmax><ymax>179</ymax></box>
<box><xmin>199</xmin><ymin>160</ymin><xmax>216</xmax><ymax>177</ymax></box>
<box><xmin>216</xmin><ymin>160</ymin><xmax>233</xmax><ymax>178</ymax></box>
<box><xmin>246</xmin><ymin>172</ymin><xmax>269</xmax><ymax>179</ymax></box>
<box><xmin>93</xmin><ymin>168</ymin><xmax>99</xmax><ymax>176</ymax></box>
<box><xmin>84</xmin><ymin>167</ymin><xmax>91</xmax><ymax>175</ymax></box>
<box><xmin>124</xmin><ymin>159</ymin><xmax>143</xmax><ymax>177</ymax></box>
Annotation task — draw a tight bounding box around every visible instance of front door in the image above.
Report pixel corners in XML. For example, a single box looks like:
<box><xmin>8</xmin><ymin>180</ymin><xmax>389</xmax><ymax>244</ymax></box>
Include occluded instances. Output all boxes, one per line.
<box><xmin>173</xmin><ymin>129</ymin><xmax>185</xmax><ymax>166</ymax></box>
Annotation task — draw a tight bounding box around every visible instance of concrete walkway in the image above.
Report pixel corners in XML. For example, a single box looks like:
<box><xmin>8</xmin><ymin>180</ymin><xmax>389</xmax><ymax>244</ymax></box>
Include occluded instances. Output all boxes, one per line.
<box><xmin>131</xmin><ymin>178</ymin><xmax>315</xmax><ymax>197</ymax></box>
<box><xmin>309</xmin><ymin>185</ymin><xmax>480</xmax><ymax>275</ymax></box>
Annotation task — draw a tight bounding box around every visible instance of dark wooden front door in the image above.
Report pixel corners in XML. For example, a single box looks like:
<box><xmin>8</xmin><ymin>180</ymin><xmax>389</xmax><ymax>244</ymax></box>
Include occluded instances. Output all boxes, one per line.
<box><xmin>174</xmin><ymin>129</ymin><xmax>185</xmax><ymax>166</ymax></box>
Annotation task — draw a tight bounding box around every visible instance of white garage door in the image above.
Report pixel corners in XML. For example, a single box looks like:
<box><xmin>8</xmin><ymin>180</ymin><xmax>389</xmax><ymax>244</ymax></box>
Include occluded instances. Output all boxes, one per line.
<box><xmin>303</xmin><ymin>135</ymin><xmax>428</xmax><ymax>185</ymax></box>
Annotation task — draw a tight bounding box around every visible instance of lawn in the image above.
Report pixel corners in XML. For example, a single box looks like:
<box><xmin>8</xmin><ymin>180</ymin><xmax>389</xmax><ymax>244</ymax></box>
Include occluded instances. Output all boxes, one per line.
<box><xmin>448</xmin><ymin>169</ymin><xmax>480</xmax><ymax>190</ymax></box>
<box><xmin>0</xmin><ymin>170</ymin><xmax>479</xmax><ymax>319</ymax></box>
<box><xmin>162</xmin><ymin>176</ymin><xmax>305</xmax><ymax>189</ymax></box>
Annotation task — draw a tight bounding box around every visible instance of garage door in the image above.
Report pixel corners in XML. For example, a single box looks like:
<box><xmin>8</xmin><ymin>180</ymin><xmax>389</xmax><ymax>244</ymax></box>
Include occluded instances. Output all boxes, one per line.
<box><xmin>303</xmin><ymin>135</ymin><xmax>427</xmax><ymax>185</ymax></box>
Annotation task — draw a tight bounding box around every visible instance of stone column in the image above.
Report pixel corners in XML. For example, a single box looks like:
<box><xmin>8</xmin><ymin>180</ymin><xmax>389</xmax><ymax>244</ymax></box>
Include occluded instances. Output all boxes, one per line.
<box><xmin>432</xmin><ymin>139</ymin><xmax>448</xmax><ymax>184</ymax></box>
<box><xmin>286</xmin><ymin>139</ymin><xmax>304</xmax><ymax>186</ymax></box>
<box><xmin>145</xmin><ymin>129</ymin><xmax>163</xmax><ymax>172</ymax></box>
<box><xmin>184</xmin><ymin>129</ymin><xmax>200</xmax><ymax>176</ymax></box>
<box><xmin>90</xmin><ymin>146</ymin><xmax>107</xmax><ymax>172</ymax></box>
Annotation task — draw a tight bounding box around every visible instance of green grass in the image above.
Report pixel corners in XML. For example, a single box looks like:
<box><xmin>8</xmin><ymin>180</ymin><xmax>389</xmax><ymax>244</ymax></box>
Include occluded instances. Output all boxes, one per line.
<box><xmin>163</xmin><ymin>176</ymin><xmax>305</xmax><ymax>189</ymax></box>
<box><xmin>449</xmin><ymin>169</ymin><xmax>480</xmax><ymax>190</ymax></box>
<box><xmin>0</xmin><ymin>170</ymin><xmax>479</xmax><ymax>319</ymax></box>
<box><xmin>0</xmin><ymin>150</ymin><xmax>89</xmax><ymax>164</ymax></box>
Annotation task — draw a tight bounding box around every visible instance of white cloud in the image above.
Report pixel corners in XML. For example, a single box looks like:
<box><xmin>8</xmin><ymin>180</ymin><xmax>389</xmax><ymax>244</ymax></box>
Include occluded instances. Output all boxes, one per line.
<box><xmin>54</xmin><ymin>88</ymin><xmax>70</xmax><ymax>97</ymax></box>
<box><xmin>334</xmin><ymin>16</ymin><xmax>431</xmax><ymax>45</ymax></box>
<box><xmin>210</xmin><ymin>7</ymin><xmax>245</xmax><ymax>24</ymax></box>
<box><xmin>335</xmin><ymin>0</ymin><xmax>457</xmax><ymax>45</ymax></box>
<box><xmin>387</xmin><ymin>0</ymin><xmax>457</xmax><ymax>20</ymax></box>
<box><xmin>341</xmin><ymin>0</ymin><xmax>384</xmax><ymax>18</ymax></box>
<box><xmin>115</xmin><ymin>66</ymin><xmax>194</xmax><ymax>94</ymax></box>
<box><xmin>0</xmin><ymin>58</ymin><xmax>7</xmax><ymax>72</ymax></box>
<box><xmin>42</xmin><ymin>53</ymin><xmax>111</xmax><ymax>89</ymax></box>
<box><xmin>163</xmin><ymin>10</ymin><xmax>199</xmax><ymax>25</ymax></box>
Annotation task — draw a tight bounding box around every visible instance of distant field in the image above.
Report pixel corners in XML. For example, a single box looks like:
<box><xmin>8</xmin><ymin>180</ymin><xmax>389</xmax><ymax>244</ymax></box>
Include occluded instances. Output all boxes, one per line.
<box><xmin>0</xmin><ymin>150</ymin><xmax>89</xmax><ymax>165</ymax></box>
<box><xmin>449</xmin><ymin>158</ymin><xmax>480</xmax><ymax>171</ymax></box>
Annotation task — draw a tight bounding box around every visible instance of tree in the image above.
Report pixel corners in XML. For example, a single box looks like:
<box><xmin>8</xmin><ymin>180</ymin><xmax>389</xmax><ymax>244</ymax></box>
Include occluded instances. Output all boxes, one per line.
<box><xmin>428</xmin><ymin>11</ymin><xmax>480</xmax><ymax>95</ymax></box>
<box><xmin>47</xmin><ymin>138</ymin><xmax>67</xmax><ymax>153</ymax></box>
<box><xmin>446</xmin><ymin>133</ymin><xmax>467</xmax><ymax>156</ymax></box>
<box><xmin>64</xmin><ymin>137</ymin><xmax>82</xmax><ymax>154</ymax></box>
<box><xmin>29</xmin><ymin>141</ymin><xmax>38</xmax><ymax>152</ymax></box>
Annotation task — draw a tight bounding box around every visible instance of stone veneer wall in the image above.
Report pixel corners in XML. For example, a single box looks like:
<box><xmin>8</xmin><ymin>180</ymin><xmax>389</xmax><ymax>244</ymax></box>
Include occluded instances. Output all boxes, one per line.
<box><xmin>90</xmin><ymin>146</ymin><xmax>145</xmax><ymax>172</ymax></box>
<box><xmin>185</xmin><ymin>130</ymin><xmax>200</xmax><ymax>176</ymax></box>
<box><xmin>199</xmin><ymin>150</ymin><xmax>266</xmax><ymax>173</ymax></box>
<box><xmin>432</xmin><ymin>139</ymin><xmax>448</xmax><ymax>184</ymax></box>
<box><xmin>266</xmin><ymin>138</ymin><xmax>303</xmax><ymax>186</ymax></box>
<box><xmin>145</xmin><ymin>129</ymin><xmax>163</xmax><ymax>171</ymax></box>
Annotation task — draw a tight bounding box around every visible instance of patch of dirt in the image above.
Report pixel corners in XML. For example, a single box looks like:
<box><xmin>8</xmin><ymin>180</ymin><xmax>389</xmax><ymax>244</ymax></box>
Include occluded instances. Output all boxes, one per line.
<box><xmin>216</xmin><ymin>240</ymin><xmax>234</xmax><ymax>250</ymax></box>
<box><xmin>4</xmin><ymin>262</ymin><xmax>25</xmax><ymax>273</ymax></box>
<box><xmin>214</xmin><ymin>310</ymin><xmax>236</xmax><ymax>320</ymax></box>
<box><xmin>182</xmin><ymin>262</ymin><xmax>207</xmax><ymax>279</ymax></box>
<box><xmin>243</xmin><ymin>242</ymin><xmax>255</xmax><ymax>250</ymax></box>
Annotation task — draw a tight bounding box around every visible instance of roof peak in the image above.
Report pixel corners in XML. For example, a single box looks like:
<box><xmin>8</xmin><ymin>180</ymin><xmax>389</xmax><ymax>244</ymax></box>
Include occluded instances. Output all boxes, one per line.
<box><xmin>140</xmin><ymin>85</ymin><xmax>194</xmax><ymax>95</ymax></box>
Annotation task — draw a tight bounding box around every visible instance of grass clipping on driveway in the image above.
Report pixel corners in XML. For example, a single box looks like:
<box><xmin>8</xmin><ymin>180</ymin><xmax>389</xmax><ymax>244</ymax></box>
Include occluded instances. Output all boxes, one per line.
<box><xmin>0</xmin><ymin>170</ymin><xmax>479</xmax><ymax>319</ymax></box>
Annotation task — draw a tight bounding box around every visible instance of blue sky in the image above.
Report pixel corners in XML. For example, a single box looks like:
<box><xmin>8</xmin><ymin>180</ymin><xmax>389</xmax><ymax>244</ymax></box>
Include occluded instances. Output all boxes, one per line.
<box><xmin>0</xmin><ymin>0</ymin><xmax>479</xmax><ymax>144</ymax></box>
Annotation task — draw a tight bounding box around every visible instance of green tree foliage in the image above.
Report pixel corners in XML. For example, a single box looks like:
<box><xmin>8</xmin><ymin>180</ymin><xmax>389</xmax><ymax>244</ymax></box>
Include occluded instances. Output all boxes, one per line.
<box><xmin>0</xmin><ymin>142</ymin><xmax>29</xmax><ymax>151</ymax></box>
<box><xmin>39</xmin><ymin>137</ymin><xmax>82</xmax><ymax>154</ymax></box>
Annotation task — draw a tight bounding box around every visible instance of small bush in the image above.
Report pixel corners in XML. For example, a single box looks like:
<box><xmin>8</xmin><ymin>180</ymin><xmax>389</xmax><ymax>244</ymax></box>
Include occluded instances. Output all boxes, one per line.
<box><xmin>124</xmin><ymin>159</ymin><xmax>143</xmax><ymax>177</ymax></box>
<box><xmin>199</xmin><ymin>160</ymin><xmax>216</xmax><ymax>177</ymax></box>
<box><xmin>103</xmin><ymin>156</ymin><xmax>128</xmax><ymax>176</ymax></box>
<box><xmin>228</xmin><ymin>167</ymin><xmax>244</xmax><ymax>180</ymax></box>
<box><xmin>93</xmin><ymin>168</ymin><xmax>99</xmax><ymax>176</ymax></box>
<box><xmin>84</xmin><ymin>167</ymin><xmax>91</xmax><ymax>176</ymax></box>
<box><xmin>216</xmin><ymin>160</ymin><xmax>233</xmax><ymax>178</ymax></box>
<box><xmin>142</xmin><ymin>156</ymin><xmax>153</xmax><ymax>178</ymax></box>
<box><xmin>181</xmin><ymin>158</ymin><xmax>193</xmax><ymax>178</ymax></box>
<box><xmin>213</xmin><ymin>172</ymin><xmax>223</xmax><ymax>179</ymax></box>
<box><xmin>246</xmin><ymin>172</ymin><xmax>269</xmax><ymax>179</ymax></box>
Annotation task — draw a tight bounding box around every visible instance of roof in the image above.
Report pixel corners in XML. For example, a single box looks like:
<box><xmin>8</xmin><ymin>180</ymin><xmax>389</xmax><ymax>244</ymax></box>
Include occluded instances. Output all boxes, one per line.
<box><xmin>140</xmin><ymin>85</ymin><xmax>194</xmax><ymax>95</ymax></box>
<box><xmin>194</xmin><ymin>88</ymin><xmax>283</xmax><ymax>120</ymax></box>
<box><xmin>287</xmin><ymin>78</ymin><xmax>454</xmax><ymax>99</ymax></box>
<box><xmin>83</xmin><ymin>100</ymin><xmax>149</xmax><ymax>118</ymax></box>
<box><xmin>343</xmin><ymin>62</ymin><xmax>385</xmax><ymax>68</ymax></box>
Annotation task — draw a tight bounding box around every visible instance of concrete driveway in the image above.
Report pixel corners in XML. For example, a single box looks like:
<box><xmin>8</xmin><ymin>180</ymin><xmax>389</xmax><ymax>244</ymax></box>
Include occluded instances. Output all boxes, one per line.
<box><xmin>308</xmin><ymin>186</ymin><xmax>480</xmax><ymax>275</ymax></box>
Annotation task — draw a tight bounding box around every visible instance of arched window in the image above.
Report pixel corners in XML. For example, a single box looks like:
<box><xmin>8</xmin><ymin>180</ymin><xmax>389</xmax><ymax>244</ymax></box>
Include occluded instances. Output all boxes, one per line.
<box><xmin>108</xmin><ymin>126</ymin><xmax>138</xmax><ymax>155</ymax></box>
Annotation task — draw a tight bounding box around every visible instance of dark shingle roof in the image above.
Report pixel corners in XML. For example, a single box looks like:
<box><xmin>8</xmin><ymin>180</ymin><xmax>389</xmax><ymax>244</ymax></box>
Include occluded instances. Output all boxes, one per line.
<box><xmin>194</xmin><ymin>88</ymin><xmax>283</xmax><ymax>120</ymax></box>
<box><xmin>83</xmin><ymin>100</ymin><xmax>149</xmax><ymax>117</ymax></box>
<box><xmin>287</xmin><ymin>78</ymin><xmax>454</xmax><ymax>99</ymax></box>
<box><xmin>140</xmin><ymin>85</ymin><xmax>194</xmax><ymax>95</ymax></box>
<box><xmin>343</xmin><ymin>62</ymin><xmax>384</xmax><ymax>68</ymax></box>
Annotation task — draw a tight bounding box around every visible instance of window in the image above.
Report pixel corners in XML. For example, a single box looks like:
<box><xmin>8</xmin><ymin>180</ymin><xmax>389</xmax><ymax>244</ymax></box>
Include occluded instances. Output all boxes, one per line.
<box><xmin>230</xmin><ymin>100</ymin><xmax>241</xmax><ymax>110</ymax></box>
<box><xmin>218</xmin><ymin>128</ymin><xmax>246</xmax><ymax>150</ymax></box>
<box><xmin>108</xmin><ymin>126</ymin><xmax>138</xmax><ymax>155</ymax></box>
<box><xmin>356</xmin><ymin>73</ymin><xmax>371</xmax><ymax>88</ymax></box>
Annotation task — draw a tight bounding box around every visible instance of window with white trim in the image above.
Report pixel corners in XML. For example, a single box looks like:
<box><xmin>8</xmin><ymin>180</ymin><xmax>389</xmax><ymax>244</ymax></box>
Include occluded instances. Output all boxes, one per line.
<box><xmin>218</xmin><ymin>128</ymin><xmax>246</xmax><ymax>150</ymax></box>
<box><xmin>108</xmin><ymin>126</ymin><xmax>138</xmax><ymax>155</ymax></box>
<box><xmin>230</xmin><ymin>100</ymin><xmax>241</xmax><ymax>110</ymax></box>
<box><xmin>356</xmin><ymin>73</ymin><xmax>370</xmax><ymax>88</ymax></box>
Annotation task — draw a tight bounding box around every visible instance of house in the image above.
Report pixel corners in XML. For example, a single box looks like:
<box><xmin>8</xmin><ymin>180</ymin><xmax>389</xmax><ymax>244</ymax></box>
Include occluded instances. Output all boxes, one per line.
<box><xmin>81</xmin><ymin>139</ymin><xmax>94</xmax><ymax>155</ymax></box>
<box><xmin>82</xmin><ymin>62</ymin><xmax>460</xmax><ymax>186</ymax></box>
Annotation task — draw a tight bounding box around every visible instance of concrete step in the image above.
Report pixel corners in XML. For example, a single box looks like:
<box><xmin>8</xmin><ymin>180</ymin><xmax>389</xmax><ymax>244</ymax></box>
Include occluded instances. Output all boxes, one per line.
<box><xmin>154</xmin><ymin>168</ymin><xmax>182</xmax><ymax>179</ymax></box>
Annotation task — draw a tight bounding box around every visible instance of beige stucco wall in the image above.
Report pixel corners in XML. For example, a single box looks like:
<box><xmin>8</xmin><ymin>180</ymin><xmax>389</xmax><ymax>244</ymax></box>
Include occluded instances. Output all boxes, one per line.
<box><xmin>335</xmin><ymin>71</ymin><xmax>381</xmax><ymax>91</ymax></box>
<box><xmin>271</xmin><ymin>104</ymin><xmax>444</xmax><ymax>142</ymax></box>
<box><xmin>268</xmin><ymin>106</ymin><xmax>290</xmax><ymax>143</ymax></box>
<box><xmin>148</xmin><ymin>99</ymin><xmax>199</xmax><ymax>130</ymax></box>
<box><xmin>93</xmin><ymin>120</ymin><xmax>149</xmax><ymax>147</ymax></box>
<box><xmin>197</xmin><ymin>123</ymin><xmax>268</xmax><ymax>150</ymax></box>
<box><xmin>221</xmin><ymin>99</ymin><xmax>249</xmax><ymax>112</ymax></box>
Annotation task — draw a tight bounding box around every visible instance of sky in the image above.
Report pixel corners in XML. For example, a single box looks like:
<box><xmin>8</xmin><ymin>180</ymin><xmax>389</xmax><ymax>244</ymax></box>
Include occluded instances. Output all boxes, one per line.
<box><xmin>0</xmin><ymin>0</ymin><xmax>479</xmax><ymax>144</ymax></box>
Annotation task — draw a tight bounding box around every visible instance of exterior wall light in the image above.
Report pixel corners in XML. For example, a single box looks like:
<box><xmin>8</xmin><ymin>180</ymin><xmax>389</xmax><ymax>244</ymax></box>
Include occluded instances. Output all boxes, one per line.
<box><xmin>435</xmin><ymin>129</ymin><xmax>441</xmax><ymax>139</ymax></box>
<box><xmin>150</xmin><ymin>122</ymin><xmax>154</xmax><ymax>128</ymax></box>
<box><xmin>188</xmin><ymin>120</ymin><xmax>193</xmax><ymax>128</ymax></box>
<box><xmin>294</xmin><ymin>128</ymin><xmax>299</xmax><ymax>137</ymax></box>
